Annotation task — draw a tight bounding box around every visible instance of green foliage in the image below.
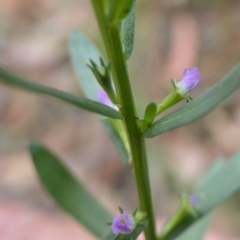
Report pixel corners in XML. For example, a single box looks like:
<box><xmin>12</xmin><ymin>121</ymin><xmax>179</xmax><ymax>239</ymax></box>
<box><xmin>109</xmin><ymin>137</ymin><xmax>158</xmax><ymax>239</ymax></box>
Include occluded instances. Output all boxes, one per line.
<box><xmin>69</xmin><ymin>30</ymin><xmax>130</xmax><ymax>164</ymax></box>
<box><xmin>30</xmin><ymin>141</ymin><xmax>112</xmax><ymax>237</ymax></box>
<box><xmin>102</xmin><ymin>119</ymin><xmax>130</xmax><ymax>164</ymax></box>
<box><xmin>144</xmin><ymin>64</ymin><xmax>240</xmax><ymax>138</ymax></box>
<box><xmin>69</xmin><ymin>30</ymin><xmax>103</xmax><ymax>104</ymax></box>
<box><xmin>194</xmin><ymin>151</ymin><xmax>240</xmax><ymax>214</ymax></box>
<box><xmin>138</xmin><ymin>102</ymin><xmax>158</xmax><ymax>132</ymax></box>
<box><xmin>121</xmin><ymin>0</ymin><xmax>136</xmax><ymax>60</ymax></box>
<box><xmin>101</xmin><ymin>219</ymin><xmax>148</xmax><ymax>240</ymax></box>
<box><xmin>159</xmin><ymin>150</ymin><xmax>240</xmax><ymax>240</ymax></box>
<box><xmin>158</xmin><ymin>195</ymin><xmax>200</xmax><ymax>240</ymax></box>
<box><xmin>1</xmin><ymin>1</ymin><xmax>240</xmax><ymax>239</ymax></box>
<box><xmin>144</xmin><ymin>102</ymin><xmax>157</xmax><ymax>125</ymax></box>
<box><xmin>177</xmin><ymin>216</ymin><xmax>210</xmax><ymax>240</ymax></box>
<box><xmin>0</xmin><ymin>66</ymin><xmax>121</xmax><ymax>119</ymax></box>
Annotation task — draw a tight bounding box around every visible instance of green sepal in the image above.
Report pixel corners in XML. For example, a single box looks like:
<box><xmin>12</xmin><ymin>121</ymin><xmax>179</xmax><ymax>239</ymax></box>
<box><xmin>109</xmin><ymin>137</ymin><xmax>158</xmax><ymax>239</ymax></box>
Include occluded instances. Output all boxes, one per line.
<box><xmin>118</xmin><ymin>206</ymin><xmax>124</xmax><ymax>214</ymax></box>
<box><xmin>172</xmin><ymin>78</ymin><xmax>193</xmax><ymax>102</ymax></box>
<box><xmin>132</xmin><ymin>208</ymin><xmax>138</xmax><ymax>217</ymax></box>
<box><xmin>87</xmin><ymin>58</ymin><xmax>118</xmax><ymax>104</ymax></box>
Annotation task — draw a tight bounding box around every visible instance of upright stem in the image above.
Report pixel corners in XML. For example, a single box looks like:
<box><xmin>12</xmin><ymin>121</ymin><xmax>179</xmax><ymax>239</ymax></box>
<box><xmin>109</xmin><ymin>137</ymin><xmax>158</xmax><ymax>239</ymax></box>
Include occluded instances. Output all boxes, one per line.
<box><xmin>90</xmin><ymin>1</ymin><xmax>156</xmax><ymax>239</ymax></box>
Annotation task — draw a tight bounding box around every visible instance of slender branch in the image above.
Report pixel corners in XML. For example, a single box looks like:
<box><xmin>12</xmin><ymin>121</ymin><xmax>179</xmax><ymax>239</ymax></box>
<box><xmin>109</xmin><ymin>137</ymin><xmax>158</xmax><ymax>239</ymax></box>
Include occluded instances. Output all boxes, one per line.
<box><xmin>90</xmin><ymin>1</ymin><xmax>156</xmax><ymax>239</ymax></box>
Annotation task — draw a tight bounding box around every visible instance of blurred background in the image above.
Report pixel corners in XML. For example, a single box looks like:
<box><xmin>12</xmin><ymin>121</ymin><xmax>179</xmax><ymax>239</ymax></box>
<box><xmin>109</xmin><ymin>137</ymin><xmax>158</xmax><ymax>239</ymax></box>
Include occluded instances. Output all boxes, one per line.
<box><xmin>0</xmin><ymin>0</ymin><xmax>240</xmax><ymax>239</ymax></box>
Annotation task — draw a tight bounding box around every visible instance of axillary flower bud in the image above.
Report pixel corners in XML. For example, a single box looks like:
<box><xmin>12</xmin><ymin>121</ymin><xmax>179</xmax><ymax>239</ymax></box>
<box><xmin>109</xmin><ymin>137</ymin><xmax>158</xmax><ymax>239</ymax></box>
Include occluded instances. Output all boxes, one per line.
<box><xmin>98</xmin><ymin>88</ymin><xmax>118</xmax><ymax>110</ymax></box>
<box><xmin>156</xmin><ymin>67</ymin><xmax>201</xmax><ymax>115</ymax></box>
<box><xmin>189</xmin><ymin>195</ymin><xmax>198</xmax><ymax>206</ymax></box>
<box><xmin>175</xmin><ymin>67</ymin><xmax>201</xmax><ymax>95</ymax></box>
<box><xmin>88</xmin><ymin>58</ymin><xmax>118</xmax><ymax>105</ymax></box>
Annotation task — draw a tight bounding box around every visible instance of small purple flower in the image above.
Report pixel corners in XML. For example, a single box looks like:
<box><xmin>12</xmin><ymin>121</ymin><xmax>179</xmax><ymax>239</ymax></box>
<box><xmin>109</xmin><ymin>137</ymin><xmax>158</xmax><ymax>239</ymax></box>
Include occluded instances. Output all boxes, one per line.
<box><xmin>98</xmin><ymin>88</ymin><xmax>118</xmax><ymax>110</ymax></box>
<box><xmin>176</xmin><ymin>67</ymin><xmax>201</xmax><ymax>94</ymax></box>
<box><xmin>190</xmin><ymin>195</ymin><xmax>198</xmax><ymax>206</ymax></box>
<box><xmin>111</xmin><ymin>212</ymin><xmax>135</xmax><ymax>235</ymax></box>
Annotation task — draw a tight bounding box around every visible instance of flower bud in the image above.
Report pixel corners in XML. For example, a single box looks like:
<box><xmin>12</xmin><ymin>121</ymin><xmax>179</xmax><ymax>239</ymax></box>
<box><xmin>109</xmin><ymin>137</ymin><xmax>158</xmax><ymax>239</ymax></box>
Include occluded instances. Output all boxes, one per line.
<box><xmin>190</xmin><ymin>195</ymin><xmax>198</xmax><ymax>206</ymax></box>
<box><xmin>98</xmin><ymin>88</ymin><xmax>118</xmax><ymax>110</ymax></box>
<box><xmin>156</xmin><ymin>67</ymin><xmax>201</xmax><ymax>116</ymax></box>
<box><xmin>111</xmin><ymin>212</ymin><xmax>135</xmax><ymax>235</ymax></box>
<box><xmin>176</xmin><ymin>68</ymin><xmax>201</xmax><ymax>94</ymax></box>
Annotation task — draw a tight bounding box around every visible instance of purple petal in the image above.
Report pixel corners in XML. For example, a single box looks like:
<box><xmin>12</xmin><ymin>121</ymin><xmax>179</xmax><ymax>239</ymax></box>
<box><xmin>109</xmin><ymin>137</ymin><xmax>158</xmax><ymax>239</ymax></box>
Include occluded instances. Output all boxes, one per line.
<box><xmin>111</xmin><ymin>213</ymin><xmax>135</xmax><ymax>235</ymax></box>
<box><xmin>177</xmin><ymin>67</ymin><xmax>201</xmax><ymax>93</ymax></box>
<box><xmin>97</xmin><ymin>88</ymin><xmax>118</xmax><ymax>110</ymax></box>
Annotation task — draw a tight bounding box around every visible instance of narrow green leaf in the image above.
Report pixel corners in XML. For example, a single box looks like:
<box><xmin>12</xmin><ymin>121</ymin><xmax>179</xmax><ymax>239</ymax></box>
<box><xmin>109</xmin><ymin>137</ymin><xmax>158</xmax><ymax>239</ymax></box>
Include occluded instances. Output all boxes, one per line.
<box><xmin>144</xmin><ymin>102</ymin><xmax>157</xmax><ymax>125</ymax></box>
<box><xmin>69</xmin><ymin>30</ymin><xmax>130</xmax><ymax>165</ymax></box>
<box><xmin>101</xmin><ymin>219</ymin><xmax>148</xmax><ymax>240</ymax></box>
<box><xmin>109</xmin><ymin>0</ymin><xmax>134</xmax><ymax>23</ymax></box>
<box><xmin>0</xmin><ymin>66</ymin><xmax>121</xmax><ymax>119</ymax></box>
<box><xmin>194</xmin><ymin>151</ymin><xmax>240</xmax><ymax>214</ymax></box>
<box><xmin>121</xmin><ymin>0</ymin><xmax>136</xmax><ymax>60</ymax></box>
<box><xmin>30</xmin><ymin>141</ymin><xmax>112</xmax><ymax>237</ymax></box>
<box><xmin>144</xmin><ymin>64</ymin><xmax>240</xmax><ymax>138</ymax></box>
<box><xmin>69</xmin><ymin>30</ymin><xmax>104</xmax><ymax>103</ymax></box>
<box><xmin>158</xmin><ymin>195</ymin><xmax>200</xmax><ymax>240</ymax></box>
<box><xmin>102</xmin><ymin>119</ymin><xmax>130</xmax><ymax>165</ymax></box>
<box><xmin>177</xmin><ymin>216</ymin><xmax>210</xmax><ymax>240</ymax></box>
<box><xmin>196</xmin><ymin>159</ymin><xmax>225</xmax><ymax>190</ymax></box>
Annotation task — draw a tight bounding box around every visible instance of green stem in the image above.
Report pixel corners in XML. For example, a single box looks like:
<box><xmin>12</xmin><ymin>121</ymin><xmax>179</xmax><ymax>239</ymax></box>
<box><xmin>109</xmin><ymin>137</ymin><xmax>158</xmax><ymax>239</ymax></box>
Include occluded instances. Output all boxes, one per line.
<box><xmin>156</xmin><ymin>90</ymin><xmax>182</xmax><ymax>116</ymax></box>
<box><xmin>90</xmin><ymin>1</ymin><xmax>156</xmax><ymax>239</ymax></box>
